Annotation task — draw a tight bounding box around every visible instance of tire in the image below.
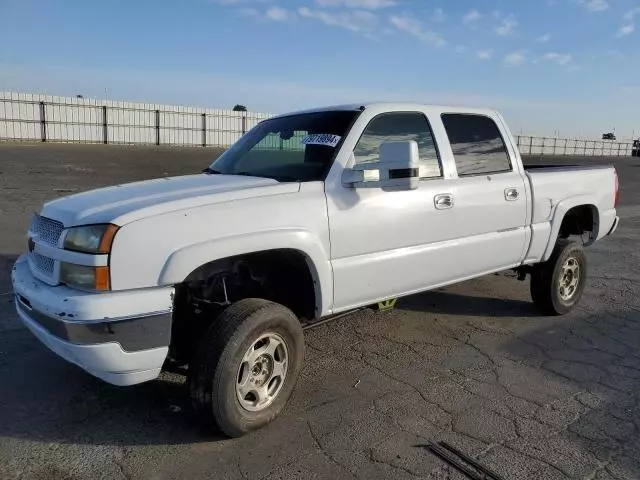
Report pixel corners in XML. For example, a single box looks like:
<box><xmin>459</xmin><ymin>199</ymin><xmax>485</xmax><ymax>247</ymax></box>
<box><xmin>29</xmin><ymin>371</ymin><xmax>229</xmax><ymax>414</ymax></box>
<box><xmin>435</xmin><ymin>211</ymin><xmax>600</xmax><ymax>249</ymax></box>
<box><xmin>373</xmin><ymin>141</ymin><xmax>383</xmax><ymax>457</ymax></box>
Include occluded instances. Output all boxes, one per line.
<box><xmin>530</xmin><ymin>240</ymin><xmax>587</xmax><ymax>315</ymax></box>
<box><xmin>188</xmin><ymin>298</ymin><xmax>304</xmax><ymax>437</ymax></box>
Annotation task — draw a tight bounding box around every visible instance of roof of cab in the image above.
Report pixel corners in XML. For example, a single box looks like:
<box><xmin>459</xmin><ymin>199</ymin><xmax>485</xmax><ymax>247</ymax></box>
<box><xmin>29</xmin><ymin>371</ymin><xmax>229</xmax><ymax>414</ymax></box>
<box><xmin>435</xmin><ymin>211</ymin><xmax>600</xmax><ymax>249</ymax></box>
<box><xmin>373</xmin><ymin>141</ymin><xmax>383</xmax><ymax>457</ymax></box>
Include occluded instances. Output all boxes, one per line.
<box><xmin>270</xmin><ymin>102</ymin><xmax>499</xmax><ymax>119</ymax></box>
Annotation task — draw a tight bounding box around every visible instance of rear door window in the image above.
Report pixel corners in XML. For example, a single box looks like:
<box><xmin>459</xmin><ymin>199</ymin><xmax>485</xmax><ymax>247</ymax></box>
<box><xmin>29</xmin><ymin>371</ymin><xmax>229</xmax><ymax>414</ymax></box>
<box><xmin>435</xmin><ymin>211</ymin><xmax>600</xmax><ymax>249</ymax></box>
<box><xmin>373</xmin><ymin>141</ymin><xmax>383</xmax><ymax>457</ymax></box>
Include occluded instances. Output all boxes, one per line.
<box><xmin>441</xmin><ymin>114</ymin><xmax>512</xmax><ymax>176</ymax></box>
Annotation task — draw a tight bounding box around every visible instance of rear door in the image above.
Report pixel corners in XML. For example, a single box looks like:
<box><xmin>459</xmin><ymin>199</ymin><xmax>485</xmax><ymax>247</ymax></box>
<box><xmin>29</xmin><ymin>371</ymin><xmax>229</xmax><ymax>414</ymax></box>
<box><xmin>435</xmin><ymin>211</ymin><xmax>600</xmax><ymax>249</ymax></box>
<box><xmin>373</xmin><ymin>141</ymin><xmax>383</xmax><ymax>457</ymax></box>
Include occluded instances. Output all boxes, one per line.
<box><xmin>437</xmin><ymin>112</ymin><xmax>529</xmax><ymax>274</ymax></box>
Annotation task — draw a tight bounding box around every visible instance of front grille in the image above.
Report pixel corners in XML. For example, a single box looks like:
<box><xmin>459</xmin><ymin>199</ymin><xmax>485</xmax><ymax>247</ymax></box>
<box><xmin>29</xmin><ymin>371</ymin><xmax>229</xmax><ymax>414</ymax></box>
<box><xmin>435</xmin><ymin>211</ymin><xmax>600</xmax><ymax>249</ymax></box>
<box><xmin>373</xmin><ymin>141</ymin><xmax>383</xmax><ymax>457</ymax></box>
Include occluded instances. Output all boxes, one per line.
<box><xmin>30</xmin><ymin>215</ymin><xmax>64</xmax><ymax>246</ymax></box>
<box><xmin>31</xmin><ymin>252</ymin><xmax>55</xmax><ymax>275</ymax></box>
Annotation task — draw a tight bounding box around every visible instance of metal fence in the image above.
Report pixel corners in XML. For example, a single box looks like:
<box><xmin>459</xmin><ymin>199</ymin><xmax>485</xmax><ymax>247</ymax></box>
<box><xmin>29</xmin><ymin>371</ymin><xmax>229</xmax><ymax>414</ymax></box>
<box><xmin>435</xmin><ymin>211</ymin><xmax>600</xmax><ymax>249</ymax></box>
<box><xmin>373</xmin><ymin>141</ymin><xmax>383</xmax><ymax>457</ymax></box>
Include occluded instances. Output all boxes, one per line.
<box><xmin>515</xmin><ymin>135</ymin><xmax>633</xmax><ymax>157</ymax></box>
<box><xmin>0</xmin><ymin>92</ymin><xmax>636</xmax><ymax>156</ymax></box>
<box><xmin>0</xmin><ymin>92</ymin><xmax>270</xmax><ymax>147</ymax></box>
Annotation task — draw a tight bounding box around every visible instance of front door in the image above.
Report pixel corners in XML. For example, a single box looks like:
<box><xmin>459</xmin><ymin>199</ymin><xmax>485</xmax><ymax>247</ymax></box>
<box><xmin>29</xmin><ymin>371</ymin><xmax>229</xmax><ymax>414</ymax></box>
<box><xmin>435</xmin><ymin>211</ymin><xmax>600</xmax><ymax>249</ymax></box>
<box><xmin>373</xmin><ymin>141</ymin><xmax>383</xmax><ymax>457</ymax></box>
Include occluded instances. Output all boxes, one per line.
<box><xmin>326</xmin><ymin>111</ymin><xmax>462</xmax><ymax>311</ymax></box>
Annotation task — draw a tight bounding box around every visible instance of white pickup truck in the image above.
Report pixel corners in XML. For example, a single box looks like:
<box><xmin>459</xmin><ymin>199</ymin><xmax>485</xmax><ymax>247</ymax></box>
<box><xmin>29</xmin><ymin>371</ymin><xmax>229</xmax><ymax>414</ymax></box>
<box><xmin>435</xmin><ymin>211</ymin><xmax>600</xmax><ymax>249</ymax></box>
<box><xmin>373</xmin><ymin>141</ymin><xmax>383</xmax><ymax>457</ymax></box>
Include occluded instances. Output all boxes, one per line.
<box><xmin>12</xmin><ymin>103</ymin><xmax>619</xmax><ymax>436</ymax></box>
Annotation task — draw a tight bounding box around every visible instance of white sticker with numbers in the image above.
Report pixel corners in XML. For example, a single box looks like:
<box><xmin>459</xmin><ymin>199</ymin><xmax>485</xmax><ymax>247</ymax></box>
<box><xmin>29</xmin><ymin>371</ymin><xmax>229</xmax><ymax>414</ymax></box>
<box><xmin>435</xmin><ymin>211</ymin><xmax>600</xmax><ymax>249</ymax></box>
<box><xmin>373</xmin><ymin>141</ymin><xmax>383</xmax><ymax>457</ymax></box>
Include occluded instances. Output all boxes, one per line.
<box><xmin>301</xmin><ymin>134</ymin><xmax>341</xmax><ymax>148</ymax></box>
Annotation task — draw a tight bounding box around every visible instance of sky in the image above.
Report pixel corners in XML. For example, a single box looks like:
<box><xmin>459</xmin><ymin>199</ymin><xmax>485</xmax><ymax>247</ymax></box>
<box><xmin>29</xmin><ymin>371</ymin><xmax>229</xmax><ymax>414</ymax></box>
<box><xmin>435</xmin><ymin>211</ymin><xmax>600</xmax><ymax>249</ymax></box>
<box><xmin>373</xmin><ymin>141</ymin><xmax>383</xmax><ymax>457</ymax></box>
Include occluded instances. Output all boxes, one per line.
<box><xmin>0</xmin><ymin>0</ymin><xmax>639</xmax><ymax>138</ymax></box>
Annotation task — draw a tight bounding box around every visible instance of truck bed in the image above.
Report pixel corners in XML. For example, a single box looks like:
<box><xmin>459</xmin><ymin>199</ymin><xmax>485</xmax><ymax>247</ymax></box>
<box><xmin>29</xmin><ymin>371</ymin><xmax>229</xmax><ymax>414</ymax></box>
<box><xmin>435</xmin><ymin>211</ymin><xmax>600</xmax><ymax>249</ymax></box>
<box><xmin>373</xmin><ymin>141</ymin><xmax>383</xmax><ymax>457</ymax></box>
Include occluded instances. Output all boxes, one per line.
<box><xmin>524</xmin><ymin>163</ymin><xmax>617</xmax><ymax>244</ymax></box>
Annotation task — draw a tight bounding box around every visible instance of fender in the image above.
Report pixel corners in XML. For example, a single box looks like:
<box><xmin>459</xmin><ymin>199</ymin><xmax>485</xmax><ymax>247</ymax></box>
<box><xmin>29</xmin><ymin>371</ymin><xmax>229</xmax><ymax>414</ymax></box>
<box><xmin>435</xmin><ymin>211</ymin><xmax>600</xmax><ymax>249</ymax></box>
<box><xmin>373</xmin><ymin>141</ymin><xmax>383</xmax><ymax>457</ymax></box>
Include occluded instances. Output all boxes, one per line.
<box><xmin>541</xmin><ymin>195</ymin><xmax>600</xmax><ymax>261</ymax></box>
<box><xmin>158</xmin><ymin>229</ymin><xmax>333</xmax><ymax>316</ymax></box>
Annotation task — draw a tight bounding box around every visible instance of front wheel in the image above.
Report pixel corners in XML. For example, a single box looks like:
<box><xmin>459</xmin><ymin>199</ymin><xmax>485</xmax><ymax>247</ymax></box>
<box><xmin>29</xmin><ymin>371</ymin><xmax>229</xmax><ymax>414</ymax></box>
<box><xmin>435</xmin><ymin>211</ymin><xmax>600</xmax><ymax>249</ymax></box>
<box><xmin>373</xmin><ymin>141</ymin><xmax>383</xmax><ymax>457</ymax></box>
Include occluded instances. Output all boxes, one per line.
<box><xmin>530</xmin><ymin>240</ymin><xmax>587</xmax><ymax>315</ymax></box>
<box><xmin>188</xmin><ymin>298</ymin><xmax>304</xmax><ymax>437</ymax></box>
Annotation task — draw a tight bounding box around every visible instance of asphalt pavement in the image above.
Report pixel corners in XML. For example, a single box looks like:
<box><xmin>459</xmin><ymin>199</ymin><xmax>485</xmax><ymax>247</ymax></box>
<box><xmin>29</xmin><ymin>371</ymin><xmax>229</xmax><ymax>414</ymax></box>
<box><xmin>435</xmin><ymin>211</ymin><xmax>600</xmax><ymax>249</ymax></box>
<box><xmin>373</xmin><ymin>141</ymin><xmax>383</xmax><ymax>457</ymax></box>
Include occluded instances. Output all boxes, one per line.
<box><xmin>0</xmin><ymin>143</ymin><xmax>638</xmax><ymax>480</ymax></box>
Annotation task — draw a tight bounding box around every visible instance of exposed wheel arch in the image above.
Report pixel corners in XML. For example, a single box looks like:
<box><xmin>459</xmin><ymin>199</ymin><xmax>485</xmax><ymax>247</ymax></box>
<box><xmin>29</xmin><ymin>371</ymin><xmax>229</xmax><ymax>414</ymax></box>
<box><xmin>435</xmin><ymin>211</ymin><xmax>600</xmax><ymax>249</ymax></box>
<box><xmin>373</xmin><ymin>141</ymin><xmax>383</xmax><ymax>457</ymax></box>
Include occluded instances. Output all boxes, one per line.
<box><xmin>542</xmin><ymin>200</ymin><xmax>600</xmax><ymax>261</ymax></box>
<box><xmin>181</xmin><ymin>248</ymin><xmax>319</xmax><ymax>319</ymax></box>
<box><xmin>158</xmin><ymin>230</ymin><xmax>332</xmax><ymax>315</ymax></box>
<box><xmin>558</xmin><ymin>204</ymin><xmax>599</xmax><ymax>244</ymax></box>
<box><xmin>169</xmin><ymin>249</ymin><xmax>318</xmax><ymax>365</ymax></box>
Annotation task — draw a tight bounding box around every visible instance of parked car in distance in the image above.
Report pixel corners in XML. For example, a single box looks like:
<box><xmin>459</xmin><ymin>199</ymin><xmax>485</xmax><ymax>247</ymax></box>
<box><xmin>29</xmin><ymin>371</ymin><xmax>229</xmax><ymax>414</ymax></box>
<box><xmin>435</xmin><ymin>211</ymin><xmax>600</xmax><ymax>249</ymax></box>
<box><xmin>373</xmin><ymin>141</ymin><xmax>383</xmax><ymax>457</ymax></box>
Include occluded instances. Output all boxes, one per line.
<box><xmin>12</xmin><ymin>102</ymin><xmax>620</xmax><ymax>437</ymax></box>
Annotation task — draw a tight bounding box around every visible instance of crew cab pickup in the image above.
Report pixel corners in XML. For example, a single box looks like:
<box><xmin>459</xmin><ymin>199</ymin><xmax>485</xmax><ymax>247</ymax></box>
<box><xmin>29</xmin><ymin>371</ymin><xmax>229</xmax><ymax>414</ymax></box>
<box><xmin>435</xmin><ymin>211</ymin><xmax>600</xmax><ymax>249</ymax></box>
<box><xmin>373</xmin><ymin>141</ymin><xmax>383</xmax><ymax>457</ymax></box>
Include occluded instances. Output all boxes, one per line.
<box><xmin>12</xmin><ymin>103</ymin><xmax>619</xmax><ymax>436</ymax></box>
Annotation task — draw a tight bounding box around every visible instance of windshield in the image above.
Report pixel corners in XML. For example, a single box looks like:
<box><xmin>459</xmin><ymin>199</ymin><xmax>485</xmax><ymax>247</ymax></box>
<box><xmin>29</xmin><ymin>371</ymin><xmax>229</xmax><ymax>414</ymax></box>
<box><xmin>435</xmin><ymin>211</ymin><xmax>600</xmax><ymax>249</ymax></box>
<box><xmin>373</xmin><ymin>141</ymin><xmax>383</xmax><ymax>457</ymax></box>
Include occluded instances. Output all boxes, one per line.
<box><xmin>209</xmin><ymin>110</ymin><xmax>360</xmax><ymax>182</ymax></box>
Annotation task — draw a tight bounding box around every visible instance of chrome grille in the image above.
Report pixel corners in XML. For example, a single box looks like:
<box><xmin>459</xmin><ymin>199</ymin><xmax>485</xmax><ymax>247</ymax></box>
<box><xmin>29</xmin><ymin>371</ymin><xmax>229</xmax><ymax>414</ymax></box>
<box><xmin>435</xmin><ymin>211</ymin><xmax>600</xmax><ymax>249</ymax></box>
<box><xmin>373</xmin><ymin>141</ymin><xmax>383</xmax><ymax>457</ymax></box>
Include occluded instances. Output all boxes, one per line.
<box><xmin>31</xmin><ymin>215</ymin><xmax>64</xmax><ymax>246</ymax></box>
<box><xmin>31</xmin><ymin>252</ymin><xmax>55</xmax><ymax>275</ymax></box>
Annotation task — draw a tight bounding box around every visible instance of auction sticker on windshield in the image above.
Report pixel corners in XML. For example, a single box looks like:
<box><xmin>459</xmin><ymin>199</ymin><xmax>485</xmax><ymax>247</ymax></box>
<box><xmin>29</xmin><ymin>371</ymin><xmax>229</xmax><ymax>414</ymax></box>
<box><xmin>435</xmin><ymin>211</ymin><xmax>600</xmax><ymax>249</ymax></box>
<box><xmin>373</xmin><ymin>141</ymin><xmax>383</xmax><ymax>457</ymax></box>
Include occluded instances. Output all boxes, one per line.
<box><xmin>301</xmin><ymin>134</ymin><xmax>341</xmax><ymax>148</ymax></box>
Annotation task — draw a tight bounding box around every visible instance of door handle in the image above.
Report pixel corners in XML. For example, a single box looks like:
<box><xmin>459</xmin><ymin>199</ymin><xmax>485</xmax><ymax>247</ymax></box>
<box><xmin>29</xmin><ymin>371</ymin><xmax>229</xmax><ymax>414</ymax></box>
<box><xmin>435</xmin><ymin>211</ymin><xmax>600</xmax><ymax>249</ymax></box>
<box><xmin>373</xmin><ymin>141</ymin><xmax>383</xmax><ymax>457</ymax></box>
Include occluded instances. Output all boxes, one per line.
<box><xmin>434</xmin><ymin>194</ymin><xmax>454</xmax><ymax>210</ymax></box>
<box><xmin>505</xmin><ymin>188</ymin><xmax>519</xmax><ymax>201</ymax></box>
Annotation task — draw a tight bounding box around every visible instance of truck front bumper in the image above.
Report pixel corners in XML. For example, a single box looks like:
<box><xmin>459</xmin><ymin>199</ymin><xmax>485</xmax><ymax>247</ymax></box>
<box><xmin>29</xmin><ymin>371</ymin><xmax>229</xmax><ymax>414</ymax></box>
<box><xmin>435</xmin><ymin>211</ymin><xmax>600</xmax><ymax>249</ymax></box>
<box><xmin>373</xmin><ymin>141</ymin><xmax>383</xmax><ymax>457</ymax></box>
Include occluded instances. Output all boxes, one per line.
<box><xmin>11</xmin><ymin>255</ymin><xmax>174</xmax><ymax>386</ymax></box>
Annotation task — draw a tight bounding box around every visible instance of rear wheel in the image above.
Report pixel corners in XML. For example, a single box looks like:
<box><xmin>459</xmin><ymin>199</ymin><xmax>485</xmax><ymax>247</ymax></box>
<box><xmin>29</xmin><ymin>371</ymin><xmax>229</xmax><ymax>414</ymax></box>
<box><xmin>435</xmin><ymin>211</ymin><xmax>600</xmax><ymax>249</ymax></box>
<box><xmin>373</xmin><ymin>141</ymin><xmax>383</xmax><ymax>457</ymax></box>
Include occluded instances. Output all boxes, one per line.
<box><xmin>188</xmin><ymin>298</ymin><xmax>304</xmax><ymax>437</ymax></box>
<box><xmin>530</xmin><ymin>240</ymin><xmax>587</xmax><ymax>315</ymax></box>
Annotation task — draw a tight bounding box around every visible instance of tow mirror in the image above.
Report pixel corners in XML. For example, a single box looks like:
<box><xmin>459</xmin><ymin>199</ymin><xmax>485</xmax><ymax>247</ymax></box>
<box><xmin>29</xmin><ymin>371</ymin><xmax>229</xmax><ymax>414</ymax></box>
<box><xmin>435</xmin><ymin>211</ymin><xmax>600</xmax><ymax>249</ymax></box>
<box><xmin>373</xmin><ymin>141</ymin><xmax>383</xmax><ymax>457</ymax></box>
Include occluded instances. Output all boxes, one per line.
<box><xmin>342</xmin><ymin>140</ymin><xmax>420</xmax><ymax>191</ymax></box>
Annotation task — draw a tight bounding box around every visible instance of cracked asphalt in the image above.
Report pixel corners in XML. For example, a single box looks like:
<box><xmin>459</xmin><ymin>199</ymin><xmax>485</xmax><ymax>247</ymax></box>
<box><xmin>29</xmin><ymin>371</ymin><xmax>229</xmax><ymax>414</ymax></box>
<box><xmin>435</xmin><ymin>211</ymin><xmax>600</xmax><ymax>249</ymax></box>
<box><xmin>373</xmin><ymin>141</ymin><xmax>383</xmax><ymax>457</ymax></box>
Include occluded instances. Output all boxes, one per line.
<box><xmin>0</xmin><ymin>144</ymin><xmax>639</xmax><ymax>480</ymax></box>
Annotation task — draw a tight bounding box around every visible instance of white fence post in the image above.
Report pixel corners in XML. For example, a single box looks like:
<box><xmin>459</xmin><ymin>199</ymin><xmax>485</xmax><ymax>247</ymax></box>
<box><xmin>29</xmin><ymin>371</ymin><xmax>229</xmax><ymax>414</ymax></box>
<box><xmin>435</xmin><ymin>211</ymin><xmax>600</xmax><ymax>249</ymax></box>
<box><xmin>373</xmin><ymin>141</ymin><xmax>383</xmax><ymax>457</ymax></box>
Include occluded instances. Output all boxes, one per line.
<box><xmin>39</xmin><ymin>101</ymin><xmax>46</xmax><ymax>142</ymax></box>
<box><xmin>201</xmin><ymin>113</ymin><xmax>207</xmax><ymax>147</ymax></box>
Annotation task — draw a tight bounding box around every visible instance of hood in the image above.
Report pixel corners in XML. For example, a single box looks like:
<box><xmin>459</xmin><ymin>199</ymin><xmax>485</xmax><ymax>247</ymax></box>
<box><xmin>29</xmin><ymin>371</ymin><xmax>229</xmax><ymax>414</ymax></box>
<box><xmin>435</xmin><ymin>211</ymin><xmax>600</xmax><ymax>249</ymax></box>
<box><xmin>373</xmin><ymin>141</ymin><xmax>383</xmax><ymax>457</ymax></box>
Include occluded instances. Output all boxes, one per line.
<box><xmin>41</xmin><ymin>174</ymin><xmax>300</xmax><ymax>227</ymax></box>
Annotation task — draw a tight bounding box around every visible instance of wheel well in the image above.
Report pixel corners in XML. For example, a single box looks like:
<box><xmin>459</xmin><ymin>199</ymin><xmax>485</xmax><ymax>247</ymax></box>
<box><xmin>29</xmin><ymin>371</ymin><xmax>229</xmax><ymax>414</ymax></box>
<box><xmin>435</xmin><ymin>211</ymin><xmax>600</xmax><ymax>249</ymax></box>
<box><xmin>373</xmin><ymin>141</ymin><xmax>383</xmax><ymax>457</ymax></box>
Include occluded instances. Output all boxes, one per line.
<box><xmin>169</xmin><ymin>249</ymin><xmax>317</xmax><ymax>364</ymax></box>
<box><xmin>558</xmin><ymin>205</ymin><xmax>598</xmax><ymax>244</ymax></box>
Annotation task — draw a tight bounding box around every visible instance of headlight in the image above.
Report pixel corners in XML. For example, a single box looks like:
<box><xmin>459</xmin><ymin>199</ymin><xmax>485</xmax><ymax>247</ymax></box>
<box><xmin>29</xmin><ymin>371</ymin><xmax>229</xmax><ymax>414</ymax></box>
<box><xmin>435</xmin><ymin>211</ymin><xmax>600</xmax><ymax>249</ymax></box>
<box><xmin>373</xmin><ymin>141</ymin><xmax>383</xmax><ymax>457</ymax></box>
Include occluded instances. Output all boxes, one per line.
<box><xmin>60</xmin><ymin>263</ymin><xmax>110</xmax><ymax>290</ymax></box>
<box><xmin>63</xmin><ymin>224</ymin><xmax>119</xmax><ymax>254</ymax></box>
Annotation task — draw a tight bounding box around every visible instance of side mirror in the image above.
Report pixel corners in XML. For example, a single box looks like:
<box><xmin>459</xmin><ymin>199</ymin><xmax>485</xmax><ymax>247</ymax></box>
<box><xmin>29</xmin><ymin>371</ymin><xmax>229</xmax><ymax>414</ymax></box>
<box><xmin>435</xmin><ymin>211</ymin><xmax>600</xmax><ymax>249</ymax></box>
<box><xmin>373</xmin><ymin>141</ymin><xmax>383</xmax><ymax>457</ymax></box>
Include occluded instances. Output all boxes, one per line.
<box><xmin>342</xmin><ymin>141</ymin><xmax>420</xmax><ymax>191</ymax></box>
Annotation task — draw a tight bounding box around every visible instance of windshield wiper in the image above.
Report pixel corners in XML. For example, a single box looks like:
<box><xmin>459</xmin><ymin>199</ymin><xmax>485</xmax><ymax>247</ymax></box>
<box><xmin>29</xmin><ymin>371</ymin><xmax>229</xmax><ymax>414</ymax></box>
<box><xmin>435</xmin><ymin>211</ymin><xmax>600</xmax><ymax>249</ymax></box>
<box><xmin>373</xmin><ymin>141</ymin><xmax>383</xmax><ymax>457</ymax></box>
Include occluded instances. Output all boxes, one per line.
<box><xmin>202</xmin><ymin>167</ymin><xmax>223</xmax><ymax>174</ymax></box>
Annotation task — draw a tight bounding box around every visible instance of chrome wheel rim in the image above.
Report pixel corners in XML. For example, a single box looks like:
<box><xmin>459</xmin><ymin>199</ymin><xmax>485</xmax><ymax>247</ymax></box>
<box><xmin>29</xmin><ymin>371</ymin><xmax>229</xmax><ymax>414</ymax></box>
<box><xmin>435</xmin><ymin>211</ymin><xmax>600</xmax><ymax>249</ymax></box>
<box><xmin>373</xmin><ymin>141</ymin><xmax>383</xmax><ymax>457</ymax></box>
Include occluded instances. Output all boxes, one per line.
<box><xmin>559</xmin><ymin>257</ymin><xmax>580</xmax><ymax>301</ymax></box>
<box><xmin>236</xmin><ymin>332</ymin><xmax>288</xmax><ymax>412</ymax></box>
